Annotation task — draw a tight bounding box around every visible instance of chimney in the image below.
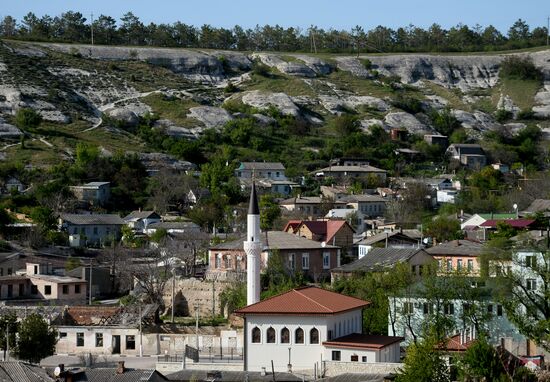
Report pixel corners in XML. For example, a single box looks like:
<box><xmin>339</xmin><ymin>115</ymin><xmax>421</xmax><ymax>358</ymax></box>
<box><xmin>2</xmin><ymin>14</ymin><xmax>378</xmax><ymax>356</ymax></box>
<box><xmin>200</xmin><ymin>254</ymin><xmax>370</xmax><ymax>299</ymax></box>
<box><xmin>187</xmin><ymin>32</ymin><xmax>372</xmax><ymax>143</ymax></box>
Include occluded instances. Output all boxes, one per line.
<box><xmin>455</xmin><ymin>240</ymin><xmax>460</xmax><ymax>246</ymax></box>
<box><xmin>116</xmin><ymin>361</ymin><xmax>125</xmax><ymax>374</ymax></box>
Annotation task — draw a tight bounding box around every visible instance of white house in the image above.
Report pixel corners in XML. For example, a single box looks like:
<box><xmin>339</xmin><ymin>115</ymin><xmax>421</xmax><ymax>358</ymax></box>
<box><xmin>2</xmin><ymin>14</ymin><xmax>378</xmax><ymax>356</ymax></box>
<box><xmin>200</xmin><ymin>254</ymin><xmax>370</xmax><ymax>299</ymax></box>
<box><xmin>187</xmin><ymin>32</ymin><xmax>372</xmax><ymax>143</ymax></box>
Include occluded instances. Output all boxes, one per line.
<box><xmin>235</xmin><ymin>286</ymin><xmax>402</xmax><ymax>372</ymax></box>
<box><xmin>123</xmin><ymin>211</ymin><xmax>161</xmax><ymax>233</ymax></box>
<box><xmin>235</xmin><ymin>162</ymin><xmax>287</xmax><ymax>181</ymax></box>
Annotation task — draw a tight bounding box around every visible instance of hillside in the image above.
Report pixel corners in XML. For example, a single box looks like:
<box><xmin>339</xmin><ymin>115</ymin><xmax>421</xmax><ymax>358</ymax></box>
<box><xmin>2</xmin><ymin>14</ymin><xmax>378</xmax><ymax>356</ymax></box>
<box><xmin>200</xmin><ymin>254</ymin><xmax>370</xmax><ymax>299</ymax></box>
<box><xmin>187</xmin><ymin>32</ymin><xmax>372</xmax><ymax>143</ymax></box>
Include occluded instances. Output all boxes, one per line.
<box><xmin>1</xmin><ymin>40</ymin><xmax>550</xmax><ymax>173</ymax></box>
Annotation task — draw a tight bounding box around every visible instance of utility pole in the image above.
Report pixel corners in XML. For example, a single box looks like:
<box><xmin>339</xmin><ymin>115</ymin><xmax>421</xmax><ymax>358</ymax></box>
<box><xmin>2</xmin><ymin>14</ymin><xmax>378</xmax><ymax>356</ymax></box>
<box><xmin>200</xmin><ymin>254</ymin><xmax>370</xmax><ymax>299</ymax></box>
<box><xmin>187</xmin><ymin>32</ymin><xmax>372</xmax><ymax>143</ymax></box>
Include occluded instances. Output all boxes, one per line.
<box><xmin>139</xmin><ymin>305</ymin><xmax>143</xmax><ymax>357</ymax></box>
<box><xmin>171</xmin><ymin>268</ymin><xmax>176</xmax><ymax>322</ymax></box>
<box><xmin>90</xmin><ymin>12</ymin><xmax>94</xmax><ymax>46</ymax></box>
<box><xmin>547</xmin><ymin>16</ymin><xmax>549</xmax><ymax>46</ymax></box>
<box><xmin>88</xmin><ymin>260</ymin><xmax>93</xmax><ymax>305</ymax></box>
<box><xmin>195</xmin><ymin>302</ymin><xmax>200</xmax><ymax>350</ymax></box>
<box><xmin>5</xmin><ymin>324</ymin><xmax>9</xmax><ymax>361</ymax></box>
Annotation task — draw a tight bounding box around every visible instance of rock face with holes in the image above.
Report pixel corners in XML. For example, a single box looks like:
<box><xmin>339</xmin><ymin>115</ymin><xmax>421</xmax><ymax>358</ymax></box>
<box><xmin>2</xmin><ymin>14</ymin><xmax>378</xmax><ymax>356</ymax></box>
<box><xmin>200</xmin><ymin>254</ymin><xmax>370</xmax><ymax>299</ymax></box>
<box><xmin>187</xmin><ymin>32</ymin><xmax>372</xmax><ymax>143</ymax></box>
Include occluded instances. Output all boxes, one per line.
<box><xmin>251</xmin><ymin>53</ymin><xmax>317</xmax><ymax>77</ymax></box>
<box><xmin>240</xmin><ymin>90</ymin><xmax>301</xmax><ymax>116</ymax></box>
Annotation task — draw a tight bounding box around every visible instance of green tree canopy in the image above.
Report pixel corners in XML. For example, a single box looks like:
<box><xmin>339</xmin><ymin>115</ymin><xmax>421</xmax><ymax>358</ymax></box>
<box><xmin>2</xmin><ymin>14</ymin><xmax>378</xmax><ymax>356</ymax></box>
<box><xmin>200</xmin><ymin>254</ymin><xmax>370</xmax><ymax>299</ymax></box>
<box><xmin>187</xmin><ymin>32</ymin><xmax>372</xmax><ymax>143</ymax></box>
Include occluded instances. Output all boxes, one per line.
<box><xmin>13</xmin><ymin>313</ymin><xmax>57</xmax><ymax>363</ymax></box>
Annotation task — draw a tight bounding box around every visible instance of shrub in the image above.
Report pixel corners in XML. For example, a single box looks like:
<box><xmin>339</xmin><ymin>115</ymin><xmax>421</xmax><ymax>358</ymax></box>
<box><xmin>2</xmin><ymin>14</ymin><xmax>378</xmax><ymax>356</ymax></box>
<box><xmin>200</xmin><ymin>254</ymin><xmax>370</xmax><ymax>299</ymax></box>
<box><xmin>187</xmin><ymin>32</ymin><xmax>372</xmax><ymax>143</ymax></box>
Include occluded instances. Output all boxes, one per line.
<box><xmin>391</xmin><ymin>95</ymin><xmax>423</xmax><ymax>114</ymax></box>
<box><xmin>500</xmin><ymin>56</ymin><xmax>543</xmax><ymax>82</ymax></box>
<box><xmin>429</xmin><ymin>108</ymin><xmax>461</xmax><ymax>136</ymax></box>
<box><xmin>251</xmin><ymin>61</ymin><xmax>271</xmax><ymax>77</ymax></box>
<box><xmin>495</xmin><ymin>109</ymin><xmax>513</xmax><ymax>123</ymax></box>
<box><xmin>15</xmin><ymin>108</ymin><xmax>42</xmax><ymax>131</ymax></box>
<box><xmin>224</xmin><ymin>82</ymin><xmax>238</xmax><ymax>93</ymax></box>
<box><xmin>517</xmin><ymin>108</ymin><xmax>535</xmax><ymax>120</ymax></box>
<box><xmin>362</xmin><ymin>58</ymin><xmax>372</xmax><ymax>70</ymax></box>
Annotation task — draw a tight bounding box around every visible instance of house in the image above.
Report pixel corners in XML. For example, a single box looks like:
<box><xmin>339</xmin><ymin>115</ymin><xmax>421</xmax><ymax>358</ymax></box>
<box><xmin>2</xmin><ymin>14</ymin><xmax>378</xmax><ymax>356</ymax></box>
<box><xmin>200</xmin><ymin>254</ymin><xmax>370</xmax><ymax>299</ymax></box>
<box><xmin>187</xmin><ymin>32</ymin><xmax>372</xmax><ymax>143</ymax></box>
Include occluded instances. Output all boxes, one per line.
<box><xmin>186</xmin><ymin>188</ymin><xmax>211</xmax><ymax>206</ymax></box>
<box><xmin>460</xmin><ymin>213</ymin><xmax>517</xmax><ymax>230</ymax></box>
<box><xmin>492</xmin><ymin>163</ymin><xmax>510</xmax><ymax>174</ymax></box>
<box><xmin>70</xmin><ymin>181</ymin><xmax>111</xmax><ymax>206</ymax></box>
<box><xmin>0</xmin><ymin>262</ymin><xmax>87</xmax><ymax>302</ymax></box>
<box><xmin>427</xmin><ymin>239</ymin><xmax>483</xmax><ymax>276</ymax></box>
<box><xmin>283</xmin><ymin>220</ymin><xmax>355</xmax><ymax>253</ymax></box>
<box><xmin>239</xmin><ymin>177</ymin><xmax>300</xmax><ymax>197</ymax></box>
<box><xmin>330</xmin><ymin>158</ymin><xmax>372</xmax><ymax>167</ymax></box>
<box><xmin>355</xmin><ymin>231</ymin><xmax>421</xmax><ymax>259</ymax></box>
<box><xmin>325</xmin><ymin>208</ymin><xmax>367</xmax><ymax>232</ymax></box>
<box><xmin>145</xmin><ymin>221</ymin><xmax>201</xmax><ymax>235</ymax></box>
<box><xmin>4</xmin><ymin>177</ymin><xmax>24</xmax><ymax>193</ymax></box>
<box><xmin>424</xmin><ymin>134</ymin><xmax>448</xmax><ymax>147</ymax></box>
<box><xmin>208</xmin><ymin>231</ymin><xmax>340</xmax><ymax>282</ymax></box>
<box><xmin>445</xmin><ymin>144</ymin><xmax>487</xmax><ymax>169</ymax></box>
<box><xmin>59</xmin><ymin>213</ymin><xmax>125</xmax><ymax>247</ymax></box>
<box><xmin>279</xmin><ymin>196</ymin><xmax>348</xmax><ymax>218</ymax></box>
<box><xmin>331</xmin><ymin>248</ymin><xmax>433</xmax><ymax>281</ymax></box>
<box><xmin>0</xmin><ymin>362</ymin><xmax>55</xmax><ymax>381</ymax></box>
<box><xmin>313</xmin><ymin>165</ymin><xmax>387</xmax><ymax>184</ymax></box>
<box><xmin>53</xmin><ymin>304</ymin><xmax>157</xmax><ymax>356</ymax></box>
<box><xmin>344</xmin><ymin>194</ymin><xmax>387</xmax><ymax>218</ymax></box>
<box><xmin>437</xmin><ymin>189</ymin><xmax>458</xmax><ymax>204</ymax></box>
<box><xmin>235</xmin><ymin>286</ymin><xmax>402</xmax><ymax>372</ymax></box>
<box><xmin>0</xmin><ymin>252</ymin><xmax>26</xmax><ymax>277</ymax></box>
<box><xmin>235</xmin><ymin>162</ymin><xmax>287</xmax><ymax>180</ymax></box>
<box><xmin>124</xmin><ymin>210</ymin><xmax>162</xmax><ymax>233</ymax></box>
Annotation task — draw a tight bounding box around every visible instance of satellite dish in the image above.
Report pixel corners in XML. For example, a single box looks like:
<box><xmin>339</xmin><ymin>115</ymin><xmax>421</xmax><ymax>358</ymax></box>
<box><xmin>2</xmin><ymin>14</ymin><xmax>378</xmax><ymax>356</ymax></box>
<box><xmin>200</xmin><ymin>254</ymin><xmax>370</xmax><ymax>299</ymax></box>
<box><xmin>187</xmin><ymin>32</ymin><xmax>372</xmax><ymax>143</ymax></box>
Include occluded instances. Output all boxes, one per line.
<box><xmin>54</xmin><ymin>367</ymin><xmax>61</xmax><ymax>377</ymax></box>
<box><xmin>321</xmin><ymin>241</ymin><xmax>326</xmax><ymax>248</ymax></box>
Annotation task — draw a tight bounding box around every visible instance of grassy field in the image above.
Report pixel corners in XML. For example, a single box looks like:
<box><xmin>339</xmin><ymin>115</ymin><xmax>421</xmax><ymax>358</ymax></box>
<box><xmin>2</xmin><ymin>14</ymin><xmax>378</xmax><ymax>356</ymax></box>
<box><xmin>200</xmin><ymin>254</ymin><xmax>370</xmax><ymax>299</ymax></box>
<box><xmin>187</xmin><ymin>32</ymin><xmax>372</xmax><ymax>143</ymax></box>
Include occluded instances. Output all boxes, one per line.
<box><xmin>495</xmin><ymin>78</ymin><xmax>542</xmax><ymax>111</ymax></box>
<box><xmin>141</xmin><ymin>94</ymin><xmax>201</xmax><ymax>126</ymax></box>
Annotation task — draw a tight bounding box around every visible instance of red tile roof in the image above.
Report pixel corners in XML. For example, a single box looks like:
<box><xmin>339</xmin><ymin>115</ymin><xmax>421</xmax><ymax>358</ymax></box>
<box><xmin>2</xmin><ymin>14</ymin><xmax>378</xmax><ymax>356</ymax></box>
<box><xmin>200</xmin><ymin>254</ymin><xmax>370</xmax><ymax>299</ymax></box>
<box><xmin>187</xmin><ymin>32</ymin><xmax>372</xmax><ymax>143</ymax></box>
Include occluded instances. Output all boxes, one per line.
<box><xmin>283</xmin><ymin>220</ymin><xmax>302</xmax><ymax>234</ymax></box>
<box><xmin>326</xmin><ymin>220</ymin><xmax>351</xmax><ymax>242</ymax></box>
<box><xmin>235</xmin><ymin>286</ymin><xmax>369</xmax><ymax>315</ymax></box>
<box><xmin>322</xmin><ymin>333</ymin><xmax>404</xmax><ymax>350</ymax></box>
<box><xmin>480</xmin><ymin>219</ymin><xmax>535</xmax><ymax>228</ymax></box>
<box><xmin>437</xmin><ymin>334</ymin><xmax>475</xmax><ymax>352</ymax></box>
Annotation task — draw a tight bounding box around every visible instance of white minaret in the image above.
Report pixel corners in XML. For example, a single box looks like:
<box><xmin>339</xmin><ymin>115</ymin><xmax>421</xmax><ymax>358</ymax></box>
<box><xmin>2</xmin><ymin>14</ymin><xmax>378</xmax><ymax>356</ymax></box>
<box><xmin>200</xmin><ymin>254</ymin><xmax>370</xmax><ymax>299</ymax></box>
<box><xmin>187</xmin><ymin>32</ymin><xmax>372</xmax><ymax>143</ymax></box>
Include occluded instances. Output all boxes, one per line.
<box><xmin>244</xmin><ymin>183</ymin><xmax>261</xmax><ymax>305</ymax></box>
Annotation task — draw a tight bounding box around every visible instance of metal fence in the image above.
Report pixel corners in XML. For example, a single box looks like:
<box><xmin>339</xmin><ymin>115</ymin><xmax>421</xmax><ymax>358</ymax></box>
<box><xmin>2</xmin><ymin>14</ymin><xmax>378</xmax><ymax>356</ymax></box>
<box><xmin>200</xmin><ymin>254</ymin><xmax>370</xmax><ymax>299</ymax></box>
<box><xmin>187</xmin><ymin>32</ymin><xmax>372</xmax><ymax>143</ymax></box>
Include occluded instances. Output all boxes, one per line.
<box><xmin>157</xmin><ymin>347</ymin><xmax>243</xmax><ymax>363</ymax></box>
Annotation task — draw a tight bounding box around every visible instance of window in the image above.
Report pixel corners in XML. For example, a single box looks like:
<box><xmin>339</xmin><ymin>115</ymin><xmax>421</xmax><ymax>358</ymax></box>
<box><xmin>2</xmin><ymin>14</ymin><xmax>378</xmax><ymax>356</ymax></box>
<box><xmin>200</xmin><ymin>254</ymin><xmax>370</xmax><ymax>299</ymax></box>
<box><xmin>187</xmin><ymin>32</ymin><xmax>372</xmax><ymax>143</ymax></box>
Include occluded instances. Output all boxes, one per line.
<box><xmin>224</xmin><ymin>256</ymin><xmax>231</xmax><ymax>269</ymax></box>
<box><xmin>0</xmin><ymin>268</ymin><xmax>3</xmax><ymax>276</ymax></box>
<box><xmin>362</xmin><ymin>356</ymin><xmax>367</xmax><ymax>362</ymax></box>
<box><xmin>7</xmin><ymin>268</ymin><xmax>12</xmax><ymax>275</ymax></box>
<box><xmin>332</xmin><ymin>350</ymin><xmax>341</xmax><ymax>361</ymax></box>
<box><xmin>487</xmin><ymin>304</ymin><xmax>493</xmax><ymax>314</ymax></box>
<box><xmin>59</xmin><ymin>332</ymin><xmax>67</xmax><ymax>339</ymax></box>
<box><xmin>295</xmin><ymin>328</ymin><xmax>304</xmax><ymax>344</ymax></box>
<box><xmin>33</xmin><ymin>265</ymin><xmax>38</xmax><ymax>275</ymax></box>
<box><xmin>437</xmin><ymin>259</ymin><xmax>442</xmax><ymax>270</ymax></box>
<box><xmin>423</xmin><ymin>303</ymin><xmax>433</xmax><ymax>315</ymax></box>
<box><xmin>403</xmin><ymin>302</ymin><xmax>414</xmax><ymax>315</ymax></box>
<box><xmin>301</xmin><ymin>253</ymin><xmax>309</xmax><ymax>270</ymax></box>
<box><xmin>126</xmin><ymin>335</ymin><xmax>135</xmax><ymax>350</ymax></box>
<box><xmin>76</xmin><ymin>332</ymin><xmax>84</xmax><ymax>347</ymax></box>
<box><xmin>288</xmin><ymin>253</ymin><xmax>295</xmax><ymax>270</ymax></box>
<box><xmin>351</xmin><ymin>355</ymin><xmax>359</xmax><ymax>362</ymax></box>
<box><xmin>62</xmin><ymin>285</ymin><xmax>69</xmax><ymax>294</ymax></box>
<box><xmin>310</xmin><ymin>328</ymin><xmax>319</xmax><ymax>344</ymax></box>
<box><xmin>266</xmin><ymin>327</ymin><xmax>275</xmax><ymax>343</ymax></box>
<box><xmin>527</xmin><ymin>279</ymin><xmax>537</xmax><ymax>291</ymax></box>
<box><xmin>215</xmin><ymin>254</ymin><xmax>221</xmax><ymax>269</ymax></box>
<box><xmin>446</xmin><ymin>259</ymin><xmax>453</xmax><ymax>272</ymax></box>
<box><xmin>93</xmin><ymin>227</ymin><xmax>98</xmax><ymax>235</ymax></box>
<box><xmin>467</xmin><ymin>259</ymin><xmax>474</xmax><ymax>272</ymax></box>
<box><xmin>31</xmin><ymin>285</ymin><xmax>38</xmax><ymax>295</ymax></box>
<box><xmin>323</xmin><ymin>252</ymin><xmax>330</xmax><ymax>269</ymax></box>
<box><xmin>75</xmin><ymin>285</ymin><xmax>81</xmax><ymax>294</ymax></box>
<box><xmin>457</xmin><ymin>259</ymin><xmax>463</xmax><ymax>271</ymax></box>
<box><xmin>96</xmin><ymin>333</ymin><xmax>103</xmax><ymax>347</ymax></box>
<box><xmin>18</xmin><ymin>284</ymin><xmax>23</xmax><ymax>296</ymax></box>
<box><xmin>525</xmin><ymin>256</ymin><xmax>536</xmax><ymax>268</ymax></box>
<box><xmin>252</xmin><ymin>327</ymin><xmax>261</xmax><ymax>343</ymax></box>
<box><xmin>444</xmin><ymin>303</ymin><xmax>455</xmax><ymax>315</ymax></box>
<box><xmin>281</xmin><ymin>328</ymin><xmax>290</xmax><ymax>344</ymax></box>
<box><xmin>276</xmin><ymin>172</ymin><xmax>280</xmax><ymax>178</ymax></box>
<box><xmin>497</xmin><ymin>305</ymin><xmax>503</xmax><ymax>317</ymax></box>
<box><xmin>328</xmin><ymin>330</ymin><xmax>333</xmax><ymax>340</ymax></box>
<box><xmin>44</xmin><ymin>285</ymin><xmax>52</xmax><ymax>295</ymax></box>
<box><xmin>7</xmin><ymin>285</ymin><xmax>12</xmax><ymax>298</ymax></box>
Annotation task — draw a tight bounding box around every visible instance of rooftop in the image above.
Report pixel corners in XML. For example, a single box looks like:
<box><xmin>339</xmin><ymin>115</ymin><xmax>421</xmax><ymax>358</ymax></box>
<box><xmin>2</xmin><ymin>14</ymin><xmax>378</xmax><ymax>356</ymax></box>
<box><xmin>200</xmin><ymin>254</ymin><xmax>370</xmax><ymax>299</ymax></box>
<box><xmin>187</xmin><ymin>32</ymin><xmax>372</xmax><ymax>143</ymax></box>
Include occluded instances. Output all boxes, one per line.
<box><xmin>427</xmin><ymin>239</ymin><xmax>483</xmax><ymax>257</ymax></box>
<box><xmin>60</xmin><ymin>214</ymin><xmax>125</xmax><ymax>225</ymax></box>
<box><xmin>0</xmin><ymin>361</ymin><xmax>54</xmax><ymax>382</ymax></box>
<box><xmin>322</xmin><ymin>333</ymin><xmax>404</xmax><ymax>350</ymax></box>
<box><xmin>123</xmin><ymin>210</ymin><xmax>160</xmax><ymax>221</ymax></box>
<box><xmin>332</xmin><ymin>248</ymin><xmax>431</xmax><ymax>273</ymax></box>
<box><xmin>238</xmin><ymin>162</ymin><xmax>285</xmax><ymax>170</ymax></box>
<box><xmin>355</xmin><ymin>231</ymin><xmax>419</xmax><ymax>246</ymax></box>
<box><xmin>279</xmin><ymin>196</ymin><xmax>348</xmax><ymax>205</ymax></box>
<box><xmin>72</xmin><ymin>181</ymin><xmax>110</xmax><ymax>189</ymax></box>
<box><xmin>235</xmin><ymin>286</ymin><xmax>369</xmax><ymax>315</ymax></box>
<box><xmin>166</xmin><ymin>370</ymin><xmax>302</xmax><ymax>381</ymax></box>
<box><xmin>480</xmin><ymin>219</ymin><xmax>535</xmax><ymax>228</ymax></box>
<box><xmin>68</xmin><ymin>368</ymin><xmax>167</xmax><ymax>382</ymax></box>
<box><xmin>210</xmin><ymin>231</ymin><xmax>338</xmax><ymax>251</ymax></box>
<box><xmin>523</xmin><ymin>199</ymin><xmax>550</xmax><ymax>214</ymax></box>
<box><xmin>315</xmin><ymin>165</ymin><xmax>387</xmax><ymax>174</ymax></box>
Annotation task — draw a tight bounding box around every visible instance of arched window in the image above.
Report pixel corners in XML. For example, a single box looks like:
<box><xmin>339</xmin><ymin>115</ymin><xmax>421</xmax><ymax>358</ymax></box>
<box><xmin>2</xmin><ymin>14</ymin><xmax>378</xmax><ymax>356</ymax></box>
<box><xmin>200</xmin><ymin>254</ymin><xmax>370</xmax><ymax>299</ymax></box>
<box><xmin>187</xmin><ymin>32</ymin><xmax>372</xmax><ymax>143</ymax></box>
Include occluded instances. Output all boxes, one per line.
<box><xmin>252</xmin><ymin>327</ymin><xmax>261</xmax><ymax>343</ymax></box>
<box><xmin>310</xmin><ymin>328</ymin><xmax>319</xmax><ymax>344</ymax></box>
<box><xmin>281</xmin><ymin>327</ymin><xmax>290</xmax><ymax>344</ymax></box>
<box><xmin>267</xmin><ymin>327</ymin><xmax>276</xmax><ymax>343</ymax></box>
<box><xmin>295</xmin><ymin>328</ymin><xmax>304</xmax><ymax>344</ymax></box>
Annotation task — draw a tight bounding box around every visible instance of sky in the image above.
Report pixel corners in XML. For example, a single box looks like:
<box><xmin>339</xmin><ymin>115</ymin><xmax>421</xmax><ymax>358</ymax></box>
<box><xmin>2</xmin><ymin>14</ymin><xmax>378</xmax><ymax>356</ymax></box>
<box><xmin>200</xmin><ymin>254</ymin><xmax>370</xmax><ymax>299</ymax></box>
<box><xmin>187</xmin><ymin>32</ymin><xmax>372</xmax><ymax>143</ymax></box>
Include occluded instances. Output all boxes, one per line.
<box><xmin>1</xmin><ymin>0</ymin><xmax>549</xmax><ymax>33</ymax></box>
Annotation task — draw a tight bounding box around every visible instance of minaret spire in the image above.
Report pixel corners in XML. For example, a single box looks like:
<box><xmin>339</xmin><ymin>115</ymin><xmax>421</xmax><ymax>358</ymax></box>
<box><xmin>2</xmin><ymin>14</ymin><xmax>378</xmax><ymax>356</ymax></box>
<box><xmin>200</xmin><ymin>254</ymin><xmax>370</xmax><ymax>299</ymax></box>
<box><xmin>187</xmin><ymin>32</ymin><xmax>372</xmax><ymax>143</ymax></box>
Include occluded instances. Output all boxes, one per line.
<box><xmin>244</xmin><ymin>182</ymin><xmax>261</xmax><ymax>305</ymax></box>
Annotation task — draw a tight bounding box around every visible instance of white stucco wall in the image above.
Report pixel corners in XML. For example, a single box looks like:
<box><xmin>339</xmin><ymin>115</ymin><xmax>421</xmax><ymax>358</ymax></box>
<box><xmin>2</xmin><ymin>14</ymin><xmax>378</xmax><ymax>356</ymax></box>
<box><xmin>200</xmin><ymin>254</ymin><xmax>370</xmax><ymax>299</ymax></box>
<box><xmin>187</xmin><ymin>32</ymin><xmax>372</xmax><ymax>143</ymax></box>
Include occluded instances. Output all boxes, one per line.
<box><xmin>245</xmin><ymin>310</ymin><xmax>362</xmax><ymax>372</ymax></box>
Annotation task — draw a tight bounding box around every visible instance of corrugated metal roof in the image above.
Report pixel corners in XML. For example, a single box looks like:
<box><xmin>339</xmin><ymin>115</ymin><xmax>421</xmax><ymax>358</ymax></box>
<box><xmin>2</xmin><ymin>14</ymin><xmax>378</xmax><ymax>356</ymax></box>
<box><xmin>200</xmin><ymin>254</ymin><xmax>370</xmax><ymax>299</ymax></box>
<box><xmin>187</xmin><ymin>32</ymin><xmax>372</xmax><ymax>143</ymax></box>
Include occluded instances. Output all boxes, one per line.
<box><xmin>0</xmin><ymin>362</ymin><xmax>55</xmax><ymax>381</ymax></box>
<box><xmin>235</xmin><ymin>286</ymin><xmax>369</xmax><ymax>315</ymax></box>
<box><xmin>427</xmin><ymin>240</ymin><xmax>483</xmax><ymax>257</ymax></box>
<box><xmin>166</xmin><ymin>370</ymin><xmax>302</xmax><ymax>381</ymax></box>
<box><xmin>355</xmin><ymin>231</ymin><xmax>418</xmax><ymax>246</ymax></box>
<box><xmin>70</xmin><ymin>368</ymin><xmax>165</xmax><ymax>382</ymax></box>
<box><xmin>480</xmin><ymin>219</ymin><xmax>535</xmax><ymax>228</ymax></box>
<box><xmin>315</xmin><ymin>165</ymin><xmax>386</xmax><ymax>174</ymax></box>
<box><xmin>124</xmin><ymin>211</ymin><xmax>160</xmax><ymax>221</ymax></box>
<box><xmin>210</xmin><ymin>231</ymin><xmax>338</xmax><ymax>251</ymax></box>
<box><xmin>319</xmin><ymin>373</ymin><xmax>386</xmax><ymax>382</ymax></box>
<box><xmin>239</xmin><ymin>162</ymin><xmax>285</xmax><ymax>170</ymax></box>
<box><xmin>524</xmin><ymin>199</ymin><xmax>550</xmax><ymax>213</ymax></box>
<box><xmin>60</xmin><ymin>214</ymin><xmax>125</xmax><ymax>225</ymax></box>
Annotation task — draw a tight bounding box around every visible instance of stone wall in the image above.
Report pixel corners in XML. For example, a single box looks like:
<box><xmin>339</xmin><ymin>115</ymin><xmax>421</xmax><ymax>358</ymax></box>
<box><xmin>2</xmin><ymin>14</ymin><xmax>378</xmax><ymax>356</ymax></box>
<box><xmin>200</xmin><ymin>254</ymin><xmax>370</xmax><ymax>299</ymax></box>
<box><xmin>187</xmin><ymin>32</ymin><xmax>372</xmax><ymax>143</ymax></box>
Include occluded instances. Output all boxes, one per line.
<box><xmin>322</xmin><ymin>361</ymin><xmax>401</xmax><ymax>377</ymax></box>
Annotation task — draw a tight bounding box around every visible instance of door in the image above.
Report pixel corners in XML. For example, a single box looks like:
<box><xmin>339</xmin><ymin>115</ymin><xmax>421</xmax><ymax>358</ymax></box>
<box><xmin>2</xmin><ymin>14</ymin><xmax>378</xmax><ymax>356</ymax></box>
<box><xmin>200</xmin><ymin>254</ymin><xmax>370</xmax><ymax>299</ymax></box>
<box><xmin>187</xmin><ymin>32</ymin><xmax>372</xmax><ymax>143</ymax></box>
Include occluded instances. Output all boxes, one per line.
<box><xmin>112</xmin><ymin>335</ymin><xmax>121</xmax><ymax>354</ymax></box>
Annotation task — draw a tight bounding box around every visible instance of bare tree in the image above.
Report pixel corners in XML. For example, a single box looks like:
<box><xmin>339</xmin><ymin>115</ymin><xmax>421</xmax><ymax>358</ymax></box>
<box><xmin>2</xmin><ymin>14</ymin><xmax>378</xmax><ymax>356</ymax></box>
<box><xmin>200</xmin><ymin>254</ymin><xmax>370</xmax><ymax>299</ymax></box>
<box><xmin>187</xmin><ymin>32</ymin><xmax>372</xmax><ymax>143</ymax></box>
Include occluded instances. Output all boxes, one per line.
<box><xmin>147</xmin><ymin>169</ymin><xmax>197</xmax><ymax>214</ymax></box>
